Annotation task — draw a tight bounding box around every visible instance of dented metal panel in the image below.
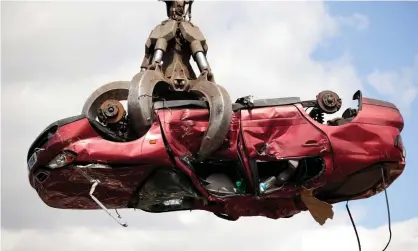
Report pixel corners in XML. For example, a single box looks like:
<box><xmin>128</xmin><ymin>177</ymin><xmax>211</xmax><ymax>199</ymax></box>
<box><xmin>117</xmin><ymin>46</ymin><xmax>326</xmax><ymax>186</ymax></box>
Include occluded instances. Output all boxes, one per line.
<box><xmin>240</xmin><ymin>105</ymin><xmax>330</xmax><ymax>160</ymax></box>
<box><xmin>295</xmin><ymin>98</ymin><xmax>405</xmax><ymax>185</ymax></box>
<box><xmin>156</xmin><ymin>108</ymin><xmax>239</xmax><ymax>159</ymax></box>
<box><xmin>353</xmin><ymin>103</ymin><xmax>404</xmax><ymax>130</ymax></box>
<box><xmin>32</xmin><ymin>164</ymin><xmax>155</xmax><ymax>210</ymax></box>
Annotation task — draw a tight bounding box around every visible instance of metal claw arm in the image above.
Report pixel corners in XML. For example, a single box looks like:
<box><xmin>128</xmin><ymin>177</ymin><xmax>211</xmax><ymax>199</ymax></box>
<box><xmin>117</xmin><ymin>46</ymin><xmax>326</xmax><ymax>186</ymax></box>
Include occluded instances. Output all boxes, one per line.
<box><xmin>128</xmin><ymin>0</ymin><xmax>232</xmax><ymax>160</ymax></box>
<box><xmin>179</xmin><ymin>21</ymin><xmax>211</xmax><ymax>75</ymax></box>
<box><xmin>140</xmin><ymin>20</ymin><xmax>178</xmax><ymax>71</ymax></box>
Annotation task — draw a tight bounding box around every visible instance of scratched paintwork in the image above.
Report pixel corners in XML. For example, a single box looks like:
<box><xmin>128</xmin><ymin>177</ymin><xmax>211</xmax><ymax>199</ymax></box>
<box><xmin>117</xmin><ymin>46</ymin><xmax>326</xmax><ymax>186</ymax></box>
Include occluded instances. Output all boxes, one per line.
<box><xmin>28</xmin><ymin>91</ymin><xmax>406</xmax><ymax>220</ymax></box>
<box><xmin>33</xmin><ymin>165</ymin><xmax>155</xmax><ymax>209</ymax></box>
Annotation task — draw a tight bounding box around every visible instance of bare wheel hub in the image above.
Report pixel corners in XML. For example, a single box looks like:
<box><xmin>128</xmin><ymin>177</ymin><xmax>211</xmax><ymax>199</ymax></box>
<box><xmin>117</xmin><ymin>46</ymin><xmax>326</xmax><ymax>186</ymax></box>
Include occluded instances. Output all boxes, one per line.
<box><xmin>99</xmin><ymin>99</ymin><xmax>125</xmax><ymax>124</ymax></box>
<box><xmin>317</xmin><ymin>90</ymin><xmax>342</xmax><ymax>114</ymax></box>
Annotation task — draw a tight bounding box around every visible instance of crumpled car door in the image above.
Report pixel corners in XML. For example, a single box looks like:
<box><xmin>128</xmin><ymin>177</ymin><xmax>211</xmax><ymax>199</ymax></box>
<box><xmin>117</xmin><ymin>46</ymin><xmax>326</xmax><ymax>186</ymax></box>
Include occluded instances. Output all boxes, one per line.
<box><xmin>240</xmin><ymin>104</ymin><xmax>331</xmax><ymax>161</ymax></box>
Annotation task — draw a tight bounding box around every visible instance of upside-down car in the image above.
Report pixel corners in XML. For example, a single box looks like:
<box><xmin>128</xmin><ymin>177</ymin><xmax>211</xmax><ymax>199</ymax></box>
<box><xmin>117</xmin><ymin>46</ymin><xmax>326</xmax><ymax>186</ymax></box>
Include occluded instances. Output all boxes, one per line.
<box><xmin>27</xmin><ymin>88</ymin><xmax>406</xmax><ymax>224</ymax></box>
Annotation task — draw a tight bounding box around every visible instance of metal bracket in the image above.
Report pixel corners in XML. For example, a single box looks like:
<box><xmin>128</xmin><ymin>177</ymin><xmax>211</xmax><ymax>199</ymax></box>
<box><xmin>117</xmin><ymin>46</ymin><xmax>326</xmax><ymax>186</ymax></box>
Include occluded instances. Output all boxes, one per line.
<box><xmin>77</xmin><ymin>167</ymin><xmax>128</xmax><ymax>227</ymax></box>
<box><xmin>89</xmin><ymin>180</ymin><xmax>128</xmax><ymax>227</ymax></box>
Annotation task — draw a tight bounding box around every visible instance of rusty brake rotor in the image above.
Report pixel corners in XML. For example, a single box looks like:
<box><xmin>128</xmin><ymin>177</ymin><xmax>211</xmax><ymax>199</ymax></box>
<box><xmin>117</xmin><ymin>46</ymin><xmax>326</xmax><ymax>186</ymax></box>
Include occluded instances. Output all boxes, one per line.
<box><xmin>98</xmin><ymin>99</ymin><xmax>126</xmax><ymax>124</ymax></box>
<box><xmin>316</xmin><ymin>90</ymin><xmax>342</xmax><ymax>114</ymax></box>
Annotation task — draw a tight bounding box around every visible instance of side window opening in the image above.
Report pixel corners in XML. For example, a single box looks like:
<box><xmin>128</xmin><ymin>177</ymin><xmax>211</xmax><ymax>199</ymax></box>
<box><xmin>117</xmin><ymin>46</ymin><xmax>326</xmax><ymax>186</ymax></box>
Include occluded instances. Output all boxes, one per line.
<box><xmin>256</xmin><ymin>156</ymin><xmax>325</xmax><ymax>194</ymax></box>
<box><xmin>192</xmin><ymin>160</ymin><xmax>249</xmax><ymax>197</ymax></box>
<box><xmin>130</xmin><ymin>168</ymin><xmax>200</xmax><ymax>213</ymax></box>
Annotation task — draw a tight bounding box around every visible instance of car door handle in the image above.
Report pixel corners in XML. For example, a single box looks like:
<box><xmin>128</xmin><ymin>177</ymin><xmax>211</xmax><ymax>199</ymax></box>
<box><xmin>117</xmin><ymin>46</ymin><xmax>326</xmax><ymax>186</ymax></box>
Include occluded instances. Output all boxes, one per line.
<box><xmin>302</xmin><ymin>140</ymin><xmax>319</xmax><ymax>147</ymax></box>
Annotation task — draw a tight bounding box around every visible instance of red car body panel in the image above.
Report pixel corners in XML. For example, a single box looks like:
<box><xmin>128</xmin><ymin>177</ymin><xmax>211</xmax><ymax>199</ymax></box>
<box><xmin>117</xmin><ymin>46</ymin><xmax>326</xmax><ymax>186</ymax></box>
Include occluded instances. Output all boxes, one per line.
<box><xmin>27</xmin><ymin>91</ymin><xmax>406</xmax><ymax>220</ymax></box>
<box><xmin>240</xmin><ymin>104</ymin><xmax>330</xmax><ymax>160</ymax></box>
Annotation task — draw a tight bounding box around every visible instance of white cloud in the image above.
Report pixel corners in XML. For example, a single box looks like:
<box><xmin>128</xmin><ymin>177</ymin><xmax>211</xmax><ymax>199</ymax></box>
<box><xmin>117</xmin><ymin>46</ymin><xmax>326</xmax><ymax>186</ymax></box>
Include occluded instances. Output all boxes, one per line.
<box><xmin>336</xmin><ymin>13</ymin><xmax>370</xmax><ymax>31</ymax></box>
<box><xmin>367</xmin><ymin>55</ymin><xmax>418</xmax><ymax>114</ymax></box>
<box><xmin>1</xmin><ymin>1</ymin><xmax>415</xmax><ymax>249</ymax></box>
<box><xmin>1</xmin><ymin>210</ymin><xmax>418</xmax><ymax>251</ymax></box>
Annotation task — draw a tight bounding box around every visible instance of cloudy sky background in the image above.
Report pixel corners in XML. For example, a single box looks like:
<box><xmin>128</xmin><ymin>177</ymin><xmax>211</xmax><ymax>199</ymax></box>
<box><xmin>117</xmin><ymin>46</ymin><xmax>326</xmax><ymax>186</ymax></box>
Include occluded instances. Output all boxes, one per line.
<box><xmin>1</xmin><ymin>1</ymin><xmax>417</xmax><ymax>250</ymax></box>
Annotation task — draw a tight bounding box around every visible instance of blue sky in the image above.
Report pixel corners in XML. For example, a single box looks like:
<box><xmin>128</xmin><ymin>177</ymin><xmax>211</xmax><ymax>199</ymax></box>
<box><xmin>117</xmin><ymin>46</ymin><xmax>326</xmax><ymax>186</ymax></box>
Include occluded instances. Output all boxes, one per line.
<box><xmin>313</xmin><ymin>1</ymin><xmax>418</xmax><ymax>228</ymax></box>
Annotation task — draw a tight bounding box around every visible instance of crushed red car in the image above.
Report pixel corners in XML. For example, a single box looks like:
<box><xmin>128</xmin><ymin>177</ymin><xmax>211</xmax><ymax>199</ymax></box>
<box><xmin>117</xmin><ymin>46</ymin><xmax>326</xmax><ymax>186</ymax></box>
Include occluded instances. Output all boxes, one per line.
<box><xmin>27</xmin><ymin>89</ymin><xmax>406</xmax><ymax>224</ymax></box>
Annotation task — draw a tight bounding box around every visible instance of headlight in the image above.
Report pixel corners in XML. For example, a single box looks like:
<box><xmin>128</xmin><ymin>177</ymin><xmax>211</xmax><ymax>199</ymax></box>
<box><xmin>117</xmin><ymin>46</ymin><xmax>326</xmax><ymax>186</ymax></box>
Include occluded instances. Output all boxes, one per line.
<box><xmin>47</xmin><ymin>151</ymin><xmax>76</xmax><ymax>169</ymax></box>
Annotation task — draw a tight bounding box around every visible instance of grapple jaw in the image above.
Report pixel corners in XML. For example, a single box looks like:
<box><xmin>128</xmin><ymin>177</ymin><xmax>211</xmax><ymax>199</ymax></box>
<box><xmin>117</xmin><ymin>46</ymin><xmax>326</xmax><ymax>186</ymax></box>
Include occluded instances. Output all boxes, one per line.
<box><xmin>190</xmin><ymin>75</ymin><xmax>233</xmax><ymax>161</ymax></box>
<box><xmin>127</xmin><ymin>67</ymin><xmax>232</xmax><ymax>161</ymax></box>
<box><xmin>127</xmin><ymin>69</ymin><xmax>165</xmax><ymax>137</ymax></box>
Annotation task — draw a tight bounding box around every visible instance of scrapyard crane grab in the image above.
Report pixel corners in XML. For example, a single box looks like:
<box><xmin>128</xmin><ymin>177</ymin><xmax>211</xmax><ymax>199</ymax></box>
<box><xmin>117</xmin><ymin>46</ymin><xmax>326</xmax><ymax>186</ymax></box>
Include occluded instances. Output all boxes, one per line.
<box><xmin>82</xmin><ymin>0</ymin><xmax>232</xmax><ymax>161</ymax></box>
